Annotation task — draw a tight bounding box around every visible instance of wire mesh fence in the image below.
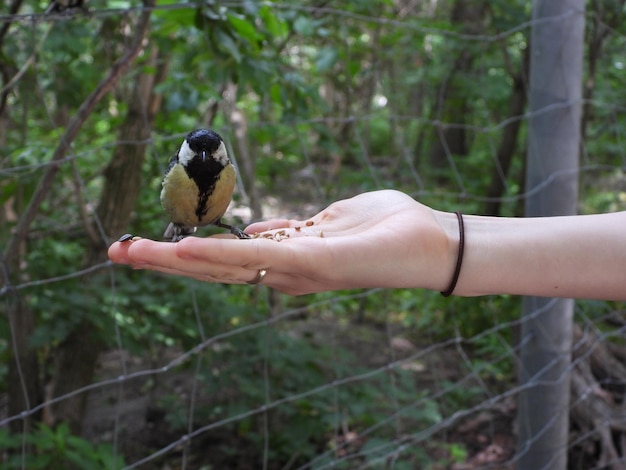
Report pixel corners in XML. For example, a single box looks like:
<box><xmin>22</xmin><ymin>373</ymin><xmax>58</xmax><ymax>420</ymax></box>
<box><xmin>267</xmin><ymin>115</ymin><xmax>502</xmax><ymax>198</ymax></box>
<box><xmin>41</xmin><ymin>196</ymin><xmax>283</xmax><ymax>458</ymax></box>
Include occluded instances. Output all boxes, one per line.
<box><xmin>1</xmin><ymin>1</ymin><xmax>625</xmax><ymax>469</ymax></box>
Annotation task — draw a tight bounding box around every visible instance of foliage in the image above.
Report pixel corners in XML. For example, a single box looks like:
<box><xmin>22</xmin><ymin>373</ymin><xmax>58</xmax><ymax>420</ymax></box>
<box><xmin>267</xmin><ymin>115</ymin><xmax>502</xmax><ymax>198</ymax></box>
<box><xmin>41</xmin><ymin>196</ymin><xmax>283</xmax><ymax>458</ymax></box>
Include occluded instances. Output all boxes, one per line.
<box><xmin>157</xmin><ymin>323</ymin><xmax>447</xmax><ymax>467</ymax></box>
<box><xmin>0</xmin><ymin>0</ymin><xmax>625</xmax><ymax>468</ymax></box>
<box><xmin>0</xmin><ymin>423</ymin><xmax>124</xmax><ymax>469</ymax></box>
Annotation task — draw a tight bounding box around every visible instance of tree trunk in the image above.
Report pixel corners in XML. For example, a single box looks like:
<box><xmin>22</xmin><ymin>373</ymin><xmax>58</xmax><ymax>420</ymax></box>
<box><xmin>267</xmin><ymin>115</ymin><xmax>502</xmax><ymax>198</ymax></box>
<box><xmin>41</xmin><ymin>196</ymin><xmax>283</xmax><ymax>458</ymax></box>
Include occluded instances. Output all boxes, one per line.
<box><xmin>580</xmin><ymin>0</ymin><xmax>625</xmax><ymax>146</ymax></box>
<box><xmin>518</xmin><ymin>1</ymin><xmax>584</xmax><ymax>469</ymax></box>
<box><xmin>483</xmin><ymin>46</ymin><xmax>529</xmax><ymax>216</ymax></box>
<box><xmin>48</xmin><ymin>45</ymin><xmax>165</xmax><ymax>435</ymax></box>
<box><xmin>4</xmin><ymin>1</ymin><xmax>155</xmax><ymax>438</ymax></box>
<box><xmin>425</xmin><ymin>0</ymin><xmax>488</xmax><ymax>174</ymax></box>
<box><xmin>570</xmin><ymin>322</ymin><xmax>626</xmax><ymax>468</ymax></box>
<box><xmin>427</xmin><ymin>53</ymin><xmax>471</xmax><ymax>171</ymax></box>
<box><xmin>223</xmin><ymin>82</ymin><xmax>263</xmax><ymax>221</ymax></box>
<box><xmin>6</xmin><ymin>294</ymin><xmax>42</xmax><ymax>434</ymax></box>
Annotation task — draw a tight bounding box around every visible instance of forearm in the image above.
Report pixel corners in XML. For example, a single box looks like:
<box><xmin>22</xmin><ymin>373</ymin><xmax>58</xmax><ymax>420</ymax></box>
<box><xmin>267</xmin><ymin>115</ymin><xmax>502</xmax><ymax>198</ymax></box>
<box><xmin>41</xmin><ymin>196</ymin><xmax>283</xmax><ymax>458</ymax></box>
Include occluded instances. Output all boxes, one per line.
<box><xmin>107</xmin><ymin>188</ymin><xmax>626</xmax><ymax>300</ymax></box>
<box><xmin>435</xmin><ymin>211</ymin><xmax>626</xmax><ymax>301</ymax></box>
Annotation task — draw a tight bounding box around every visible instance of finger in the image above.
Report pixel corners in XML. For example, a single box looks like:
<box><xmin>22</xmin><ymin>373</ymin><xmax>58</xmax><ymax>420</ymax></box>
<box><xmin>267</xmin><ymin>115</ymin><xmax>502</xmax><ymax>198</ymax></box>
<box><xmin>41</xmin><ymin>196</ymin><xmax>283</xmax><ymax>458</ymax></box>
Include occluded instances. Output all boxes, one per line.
<box><xmin>132</xmin><ymin>258</ymin><xmax>303</xmax><ymax>292</ymax></box>
<box><xmin>115</xmin><ymin>235</ymin><xmax>338</xmax><ymax>291</ymax></box>
<box><xmin>125</xmin><ymin>239</ymin><xmax>245</xmax><ymax>276</ymax></box>
<box><xmin>126</xmin><ymin>239</ymin><xmax>275</xmax><ymax>283</ymax></box>
<box><xmin>108</xmin><ymin>232</ymin><xmax>238</xmax><ymax>266</ymax></box>
<box><xmin>245</xmin><ymin>218</ymin><xmax>294</xmax><ymax>234</ymax></box>
<box><xmin>258</xmin><ymin>270</ymin><xmax>351</xmax><ymax>296</ymax></box>
<box><xmin>108</xmin><ymin>240</ymin><xmax>138</xmax><ymax>264</ymax></box>
<box><xmin>176</xmin><ymin>235</ymin><xmax>335</xmax><ymax>281</ymax></box>
<box><xmin>134</xmin><ymin>263</ymin><xmax>255</xmax><ymax>285</ymax></box>
<box><xmin>107</xmin><ymin>242</ymin><xmax>125</xmax><ymax>263</ymax></box>
<box><xmin>124</xmin><ymin>238</ymin><xmax>178</xmax><ymax>265</ymax></box>
<box><xmin>245</xmin><ymin>217</ymin><xmax>326</xmax><ymax>234</ymax></box>
<box><xmin>174</xmin><ymin>236</ymin><xmax>287</xmax><ymax>269</ymax></box>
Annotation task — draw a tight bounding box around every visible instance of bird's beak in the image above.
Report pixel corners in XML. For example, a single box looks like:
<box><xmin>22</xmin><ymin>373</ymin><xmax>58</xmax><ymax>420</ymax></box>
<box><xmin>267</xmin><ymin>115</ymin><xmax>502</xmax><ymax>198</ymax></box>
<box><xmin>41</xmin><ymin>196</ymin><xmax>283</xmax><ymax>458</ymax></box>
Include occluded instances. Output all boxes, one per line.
<box><xmin>201</xmin><ymin>150</ymin><xmax>207</xmax><ymax>162</ymax></box>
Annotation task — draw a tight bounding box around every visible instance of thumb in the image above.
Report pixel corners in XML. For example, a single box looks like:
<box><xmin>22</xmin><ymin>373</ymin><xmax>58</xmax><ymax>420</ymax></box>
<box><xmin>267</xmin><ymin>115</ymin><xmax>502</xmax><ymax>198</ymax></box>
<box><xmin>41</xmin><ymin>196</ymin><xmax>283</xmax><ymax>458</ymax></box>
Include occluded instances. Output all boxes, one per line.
<box><xmin>245</xmin><ymin>218</ymin><xmax>293</xmax><ymax>234</ymax></box>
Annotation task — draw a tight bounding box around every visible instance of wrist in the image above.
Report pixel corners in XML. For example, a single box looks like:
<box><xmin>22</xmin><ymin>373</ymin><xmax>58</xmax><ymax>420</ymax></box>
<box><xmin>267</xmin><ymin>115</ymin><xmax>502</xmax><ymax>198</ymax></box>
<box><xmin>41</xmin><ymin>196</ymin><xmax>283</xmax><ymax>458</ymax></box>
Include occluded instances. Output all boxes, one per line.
<box><xmin>440</xmin><ymin>212</ymin><xmax>464</xmax><ymax>296</ymax></box>
<box><xmin>432</xmin><ymin>210</ymin><xmax>463</xmax><ymax>293</ymax></box>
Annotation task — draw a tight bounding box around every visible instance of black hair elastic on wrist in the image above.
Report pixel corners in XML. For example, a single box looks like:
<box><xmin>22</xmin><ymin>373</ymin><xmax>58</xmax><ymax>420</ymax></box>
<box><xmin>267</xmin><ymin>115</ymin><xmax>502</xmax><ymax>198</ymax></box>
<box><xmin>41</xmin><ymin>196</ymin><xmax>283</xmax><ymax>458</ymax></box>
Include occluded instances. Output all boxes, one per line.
<box><xmin>441</xmin><ymin>211</ymin><xmax>465</xmax><ymax>297</ymax></box>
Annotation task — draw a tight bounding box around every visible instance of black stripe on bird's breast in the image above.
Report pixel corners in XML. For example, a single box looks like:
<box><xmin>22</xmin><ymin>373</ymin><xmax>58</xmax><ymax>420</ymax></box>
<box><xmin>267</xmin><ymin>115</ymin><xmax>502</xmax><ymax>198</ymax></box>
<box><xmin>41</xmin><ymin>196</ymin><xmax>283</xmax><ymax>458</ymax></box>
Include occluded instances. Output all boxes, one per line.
<box><xmin>185</xmin><ymin>156</ymin><xmax>223</xmax><ymax>192</ymax></box>
<box><xmin>196</xmin><ymin>190</ymin><xmax>211</xmax><ymax>220</ymax></box>
<box><xmin>184</xmin><ymin>157</ymin><xmax>225</xmax><ymax>220</ymax></box>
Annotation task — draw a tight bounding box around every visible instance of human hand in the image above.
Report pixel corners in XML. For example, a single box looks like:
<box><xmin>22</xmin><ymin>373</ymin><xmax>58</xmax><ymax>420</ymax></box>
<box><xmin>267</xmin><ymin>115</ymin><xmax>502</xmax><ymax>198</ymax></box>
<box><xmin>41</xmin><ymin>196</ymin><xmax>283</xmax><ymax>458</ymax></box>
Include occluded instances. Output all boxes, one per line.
<box><xmin>107</xmin><ymin>190</ymin><xmax>457</xmax><ymax>295</ymax></box>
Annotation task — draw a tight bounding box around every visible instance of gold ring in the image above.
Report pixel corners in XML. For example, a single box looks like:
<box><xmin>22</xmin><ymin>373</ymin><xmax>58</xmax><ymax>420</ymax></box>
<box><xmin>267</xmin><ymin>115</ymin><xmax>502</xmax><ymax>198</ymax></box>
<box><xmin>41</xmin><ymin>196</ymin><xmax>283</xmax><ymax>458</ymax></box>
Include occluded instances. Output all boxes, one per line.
<box><xmin>247</xmin><ymin>268</ymin><xmax>268</xmax><ymax>285</ymax></box>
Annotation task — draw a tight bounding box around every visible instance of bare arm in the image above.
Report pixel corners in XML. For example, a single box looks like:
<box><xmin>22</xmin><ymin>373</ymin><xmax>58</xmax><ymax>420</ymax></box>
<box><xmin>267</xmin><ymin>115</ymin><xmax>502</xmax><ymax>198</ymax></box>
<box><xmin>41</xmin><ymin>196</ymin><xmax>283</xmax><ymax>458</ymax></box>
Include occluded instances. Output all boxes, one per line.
<box><xmin>108</xmin><ymin>190</ymin><xmax>626</xmax><ymax>300</ymax></box>
<box><xmin>438</xmin><ymin>210</ymin><xmax>626</xmax><ymax>300</ymax></box>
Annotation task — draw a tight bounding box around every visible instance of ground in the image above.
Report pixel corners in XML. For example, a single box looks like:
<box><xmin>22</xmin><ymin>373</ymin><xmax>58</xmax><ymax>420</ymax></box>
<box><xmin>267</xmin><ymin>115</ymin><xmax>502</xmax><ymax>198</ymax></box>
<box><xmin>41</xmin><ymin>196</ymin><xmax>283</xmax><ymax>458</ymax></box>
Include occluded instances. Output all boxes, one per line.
<box><xmin>82</xmin><ymin>315</ymin><xmax>522</xmax><ymax>469</ymax></box>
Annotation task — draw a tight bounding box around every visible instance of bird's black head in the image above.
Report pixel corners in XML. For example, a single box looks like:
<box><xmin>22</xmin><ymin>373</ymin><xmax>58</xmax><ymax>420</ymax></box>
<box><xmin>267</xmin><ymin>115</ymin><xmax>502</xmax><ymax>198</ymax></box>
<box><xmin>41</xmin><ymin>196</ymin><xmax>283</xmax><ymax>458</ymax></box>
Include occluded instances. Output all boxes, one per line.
<box><xmin>173</xmin><ymin>129</ymin><xmax>229</xmax><ymax>170</ymax></box>
<box><xmin>186</xmin><ymin>129</ymin><xmax>223</xmax><ymax>157</ymax></box>
<box><xmin>171</xmin><ymin>129</ymin><xmax>230</xmax><ymax>193</ymax></box>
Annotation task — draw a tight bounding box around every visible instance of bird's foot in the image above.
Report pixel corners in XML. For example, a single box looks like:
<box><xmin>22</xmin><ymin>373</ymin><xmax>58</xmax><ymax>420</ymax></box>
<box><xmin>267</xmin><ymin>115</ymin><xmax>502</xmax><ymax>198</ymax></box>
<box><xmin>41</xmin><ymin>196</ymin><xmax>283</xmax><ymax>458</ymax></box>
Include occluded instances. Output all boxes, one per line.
<box><xmin>215</xmin><ymin>220</ymin><xmax>250</xmax><ymax>239</ymax></box>
<box><xmin>164</xmin><ymin>223</ymin><xmax>196</xmax><ymax>242</ymax></box>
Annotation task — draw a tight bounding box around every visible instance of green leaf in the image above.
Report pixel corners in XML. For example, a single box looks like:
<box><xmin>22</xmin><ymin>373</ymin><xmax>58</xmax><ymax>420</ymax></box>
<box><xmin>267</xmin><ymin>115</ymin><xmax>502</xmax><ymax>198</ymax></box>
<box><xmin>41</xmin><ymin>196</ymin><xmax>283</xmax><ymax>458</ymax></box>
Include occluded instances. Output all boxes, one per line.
<box><xmin>216</xmin><ymin>30</ymin><xmax>242</xmax><ymax>63</ymax></box>
<box><xmin>316</xmin><ymin>46</ymin><xmax>338</xmax><ymax>72</ymax></box>
<box><xmin>227</xmin><ymin>13</ymin><xmax>263</xmax><ymax>44</ymax></box>
<box><xmin>293</xmin><ymin>16</ymin><xmax>316</xmax><ymax>36</ymax></box>
<box><xmin>270</xmin><ymin>82</ymin><xmax>284</xmax><ymax>105</ymax></box>
<box><xmin>153</xmin><ymin>4</ymin><xmax>195</xmax><ymax>31</ymax></box>
<box><xmin>0</xmin><ymin>178</ymin><xmax>16</xmax><ymax>205</ymax></box>
<box><xmin>260</xmin><ymin>5</ymin><xmax>287</xmax><ymax>38</ymax></box>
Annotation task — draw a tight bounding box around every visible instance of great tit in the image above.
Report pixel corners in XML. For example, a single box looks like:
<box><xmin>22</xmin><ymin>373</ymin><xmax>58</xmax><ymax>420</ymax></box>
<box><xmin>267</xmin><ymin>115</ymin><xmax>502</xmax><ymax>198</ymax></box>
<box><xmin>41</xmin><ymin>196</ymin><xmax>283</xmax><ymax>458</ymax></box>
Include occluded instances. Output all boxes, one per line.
<box><xmin>46</xmin><ymin>0</ymin><xmax>86</xmax><ymax>13</ymax></box>
<box><xmin>161</xmin><ymin>129</ymin><xmax>249</xmax><ymax>242</ymax></box>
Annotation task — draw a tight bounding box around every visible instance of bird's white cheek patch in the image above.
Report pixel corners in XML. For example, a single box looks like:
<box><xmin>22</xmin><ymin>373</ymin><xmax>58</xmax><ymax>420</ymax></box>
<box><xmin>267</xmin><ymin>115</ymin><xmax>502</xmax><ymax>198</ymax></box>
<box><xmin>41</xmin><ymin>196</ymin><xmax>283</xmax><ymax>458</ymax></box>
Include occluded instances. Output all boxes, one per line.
<box><xmin>177</xmin><ymin>140</ymin><xmax>195</xmax><ymax>166</ymax></box>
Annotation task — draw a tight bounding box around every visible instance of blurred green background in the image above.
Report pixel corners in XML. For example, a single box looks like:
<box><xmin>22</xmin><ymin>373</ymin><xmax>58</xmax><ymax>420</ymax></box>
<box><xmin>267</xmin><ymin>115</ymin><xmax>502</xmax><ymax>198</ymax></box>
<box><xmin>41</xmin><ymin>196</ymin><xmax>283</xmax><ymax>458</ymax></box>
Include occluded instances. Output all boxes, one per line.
<box><xmin>1</xmin><ymin>1</ymin><xmax>625</xmax><ymax>468</ymax></box>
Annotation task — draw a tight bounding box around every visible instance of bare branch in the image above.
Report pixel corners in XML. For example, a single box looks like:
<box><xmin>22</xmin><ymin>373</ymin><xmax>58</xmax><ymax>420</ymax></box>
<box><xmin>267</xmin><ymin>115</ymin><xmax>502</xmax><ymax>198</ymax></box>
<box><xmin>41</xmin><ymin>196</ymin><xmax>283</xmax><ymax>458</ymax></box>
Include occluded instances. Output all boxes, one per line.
<box><xmin>2</xmin><ymin>0</ymin><xmax>155</xmax><ymax>266</ymax></box>
<box><xmin>0</xmin><ymin>0</ymin><xmax>24</xmax><ymax>44</ymax></box>
<box><xmin>0</xmin><ymin>23</ymin><xmax>52</xmax><ymax>96</ymax></box>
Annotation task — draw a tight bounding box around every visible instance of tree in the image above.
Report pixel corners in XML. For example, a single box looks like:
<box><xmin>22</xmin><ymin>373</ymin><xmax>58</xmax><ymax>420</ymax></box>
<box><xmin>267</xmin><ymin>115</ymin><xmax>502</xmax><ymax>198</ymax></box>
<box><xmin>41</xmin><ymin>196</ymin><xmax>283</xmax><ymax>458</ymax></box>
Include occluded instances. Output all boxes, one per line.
<box><xmin>1</xmin><ymin>1</ymin><xmax>624</xmax><ymax>467</ymax></box>
<box><xmin>2</xmin><ymin>0</ymin><xmax>155</xmax><ymax>434</ymax></box>
<box><xmin>426</xmin><ymin>0</ymin><xmax>488</xmax><ymax>173</ymax></box>
<box><xmin>518</xmin><ymin>1</ymin><xmax>584</xmax><ymax>469</ymax></box>
<box><xmin>47</xmin><ymin>44</ymin><xmax>166</xmax><ymax>434</ymax></box>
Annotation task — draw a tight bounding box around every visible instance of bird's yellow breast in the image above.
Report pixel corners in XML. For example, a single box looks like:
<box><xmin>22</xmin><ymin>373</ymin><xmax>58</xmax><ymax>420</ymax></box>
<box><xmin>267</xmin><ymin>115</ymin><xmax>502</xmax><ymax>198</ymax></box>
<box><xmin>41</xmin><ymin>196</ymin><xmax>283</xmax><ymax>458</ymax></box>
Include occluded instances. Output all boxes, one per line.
<box><xmin>161</xmin><ymin>162</ymin><xmax>236</xmax><ymax>227</ymax></box>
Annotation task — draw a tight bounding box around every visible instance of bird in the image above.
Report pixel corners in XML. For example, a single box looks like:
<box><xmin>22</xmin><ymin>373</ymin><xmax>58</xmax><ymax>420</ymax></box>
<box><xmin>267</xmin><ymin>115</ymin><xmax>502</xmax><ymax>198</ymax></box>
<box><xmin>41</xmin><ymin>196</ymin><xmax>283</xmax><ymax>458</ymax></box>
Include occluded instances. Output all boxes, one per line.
<box><xmin>160</xmin><ymin>129</ymin><xmax>249</xmax><ymax>242</ymax></box>
<box><xmin>46</xmin><ymin>0</ymin><xmax>86</xmax><ymax>13</ymax></box>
